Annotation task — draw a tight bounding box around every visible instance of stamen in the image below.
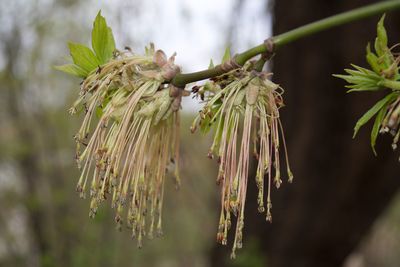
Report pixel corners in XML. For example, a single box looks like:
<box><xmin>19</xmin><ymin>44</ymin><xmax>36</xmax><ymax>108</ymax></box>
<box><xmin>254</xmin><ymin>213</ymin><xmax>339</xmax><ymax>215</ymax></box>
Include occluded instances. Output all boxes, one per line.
<box><xmin>191</xmin><ymin>66</ymin><xmax>292</xmax><ymax>256</ymax></box>
<box><xmin>71</xmin><ymin>45</ymin><xmax>182</xmax><ymax>248</ymax></box>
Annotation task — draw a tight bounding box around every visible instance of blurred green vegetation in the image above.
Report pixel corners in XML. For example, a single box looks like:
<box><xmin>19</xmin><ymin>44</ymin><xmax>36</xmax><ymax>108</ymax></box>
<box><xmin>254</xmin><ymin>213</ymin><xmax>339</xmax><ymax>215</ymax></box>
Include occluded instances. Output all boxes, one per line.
<box><xmin>1</xmin><ymin>1</ymin><xmax>400</xmax><ymax>267</ymax></box>
<box><xmin>0</xmin><ymin>1</ymin><xmax>220</xmax><ymax>266</ymax></box>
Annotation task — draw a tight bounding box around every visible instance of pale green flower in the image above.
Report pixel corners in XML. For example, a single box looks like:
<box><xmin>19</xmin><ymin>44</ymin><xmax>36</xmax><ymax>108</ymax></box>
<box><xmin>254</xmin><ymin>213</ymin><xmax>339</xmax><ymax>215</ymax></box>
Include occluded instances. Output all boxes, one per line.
<box><xmin>192</xmin><ymin>68</ymin><xmax>293</xmax><ymax>258</ymax></box>
<box><xmin>72</xmin><ymin>44</ymin><xmax>184</xmax><ymax>248</ymax></box>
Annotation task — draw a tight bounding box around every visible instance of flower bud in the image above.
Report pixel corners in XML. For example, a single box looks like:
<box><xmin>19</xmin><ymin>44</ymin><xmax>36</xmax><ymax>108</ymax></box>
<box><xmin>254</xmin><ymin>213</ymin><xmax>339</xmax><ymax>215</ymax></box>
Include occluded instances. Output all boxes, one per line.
<box><xmin>153</xmin><ymin>49</ymin><xmax>167</xmax><ymax>67</ymax></box>
<box><xmin>162</xmin><ymin>64</ymin><xmax>181</xmax><ymax>81</ymax></box>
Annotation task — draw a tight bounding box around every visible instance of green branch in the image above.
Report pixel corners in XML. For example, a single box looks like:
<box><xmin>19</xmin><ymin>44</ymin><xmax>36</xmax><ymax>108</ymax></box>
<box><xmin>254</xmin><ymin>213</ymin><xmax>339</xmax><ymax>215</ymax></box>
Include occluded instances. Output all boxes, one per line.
<box><xmin>171</xmin><ymin>0</ymin><xmax>400</xmax><ymax>87</ymax></box>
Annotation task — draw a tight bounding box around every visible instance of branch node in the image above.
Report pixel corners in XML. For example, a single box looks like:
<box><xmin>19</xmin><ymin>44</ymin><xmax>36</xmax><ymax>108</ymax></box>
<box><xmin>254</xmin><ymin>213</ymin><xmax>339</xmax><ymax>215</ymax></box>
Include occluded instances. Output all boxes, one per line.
<box><xmin>220</xmin><ymin>55</ymin><xmax>241</xmax><ymax>72</ymax></box>
<box><xmin>263</xmin><ymin>38</ymin><xmax>275</xmax><ymax>56</ymax></box>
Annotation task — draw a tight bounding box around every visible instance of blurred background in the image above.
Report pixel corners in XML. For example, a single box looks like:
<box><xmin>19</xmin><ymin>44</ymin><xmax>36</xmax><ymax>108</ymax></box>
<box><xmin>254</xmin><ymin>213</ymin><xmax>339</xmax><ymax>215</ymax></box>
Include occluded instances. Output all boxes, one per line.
<box><xmin>0</xmin><ymin>0</ymin><xmax>400</xmax><ymax>266</ymax></box>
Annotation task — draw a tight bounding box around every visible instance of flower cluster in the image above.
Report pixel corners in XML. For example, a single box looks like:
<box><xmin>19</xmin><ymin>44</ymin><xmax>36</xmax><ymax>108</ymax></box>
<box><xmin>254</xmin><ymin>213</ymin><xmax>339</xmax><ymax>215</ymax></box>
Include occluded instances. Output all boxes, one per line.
<box><xmin>191</xmin><ymin>66</ymin><xmax>292</xmax><ymax>258</ymax></box>
<box><xmin>72</xmin><ymin>44</ymin><xmax>185</xmax><ymax>248</ymax></box>
<box><xmin>58</xmin><ymin>11</ymin><xmax>295</xmax><ymax>256</ymax></box>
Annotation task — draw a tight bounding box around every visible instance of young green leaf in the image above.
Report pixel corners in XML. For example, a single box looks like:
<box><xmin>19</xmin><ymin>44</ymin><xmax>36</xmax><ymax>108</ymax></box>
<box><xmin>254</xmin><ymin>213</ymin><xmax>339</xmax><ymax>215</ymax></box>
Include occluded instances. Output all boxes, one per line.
<box><xmin>92</xmin><ymin>11</ymin><xmax>116</xmax><ymax>64</ymax></box>
<box><xmin>221</xmin><ymin>45</ymin><xmax>231</xmax><ymax>63</ymax></box>
<box><xmin>366</xmin><ymin>43</ymin><xmax>382</xmax><ymax>74</ymax></box>
<box><xmin>376</xmin><ymin>14</ymin><xmax>388</xmax><ymax>53</ymax></box>
<box><xmin>374</xmin><ymin>15</ymin><xmax>392</xmax><ymax>71</ymax></box>
<box><xmin>54</xmin><ymin>64</ymin><xmax>87</xmax><ymax>78</ymax></box>
<box><xmin>371</xmin><ymin>103</ymin><xmax>389</xmax><ymax>155</ymax></box>
<box><xmin>145</xmin><ymin>43</ymin><xmax>155</xmax><ymax>57</ymax></box>
<box><xmin>350</xmin><ymin>64</ymin><xmax>378</xmax><ymax>77</ymax></box>
<box><xmin>353</xmin><ymin>92</ymin><xmax>397</xmax><ymax>138</ymax></box>
<box><xmin>333</xmin><ymin>67</ymin><xmax>382</xmax><ymax>92</ymax></box>
<box><xmin>209</xmin><ymin>59</ymin><xmax>215</xmax><ymax>69</ymax></box>
<box><xmin>68</xmin><ymin>42</ymin><xmax>100</xmax><ymax>73</ymax></box>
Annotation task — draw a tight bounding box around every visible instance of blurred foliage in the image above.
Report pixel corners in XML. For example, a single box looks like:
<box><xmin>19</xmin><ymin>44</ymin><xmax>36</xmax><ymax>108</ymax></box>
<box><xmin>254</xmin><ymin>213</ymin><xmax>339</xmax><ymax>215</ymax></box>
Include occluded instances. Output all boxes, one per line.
<box><xmin>0</xmin><ymin>1</ymin><xmax>219</xmax><ymax>266</ymax></box>
<box><xmin>0</xmin><ymin>1</ymin><xmax>400</xmax><ymax>267</ymax></box>
<box><xmin>345</xmin><ymin>193</ymin><xmax>400</xmax><ymax>267</ymax></box>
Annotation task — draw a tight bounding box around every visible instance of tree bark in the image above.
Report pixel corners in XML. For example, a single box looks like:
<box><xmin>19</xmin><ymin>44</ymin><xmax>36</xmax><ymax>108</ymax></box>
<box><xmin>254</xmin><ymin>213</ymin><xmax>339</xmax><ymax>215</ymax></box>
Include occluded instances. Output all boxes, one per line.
<box><xmin>210</xmin><ymin>1</ymin><xmax>400</xmax><ymax>266</ymax></box>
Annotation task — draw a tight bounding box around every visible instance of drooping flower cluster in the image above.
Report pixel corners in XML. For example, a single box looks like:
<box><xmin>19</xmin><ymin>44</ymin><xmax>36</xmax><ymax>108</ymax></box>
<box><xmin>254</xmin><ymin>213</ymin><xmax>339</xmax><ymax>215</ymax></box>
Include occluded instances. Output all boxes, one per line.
<box><xmin>191</xmin><ymin>67</ymin><xmax>293</xmax><ymax>258</ymax></box>
<box><xmin>72</xmin><ymin>44</ymin><xmax>185</xmax><ymax>247</ymax></box>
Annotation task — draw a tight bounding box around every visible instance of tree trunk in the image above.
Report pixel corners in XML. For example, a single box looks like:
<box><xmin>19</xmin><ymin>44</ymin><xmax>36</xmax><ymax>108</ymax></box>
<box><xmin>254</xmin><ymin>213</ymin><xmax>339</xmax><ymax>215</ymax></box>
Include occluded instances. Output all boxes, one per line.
<box><xmin>210</xmin><ymin>1</ymin><xmax>400</xmax><ymax>266</ymax></box>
